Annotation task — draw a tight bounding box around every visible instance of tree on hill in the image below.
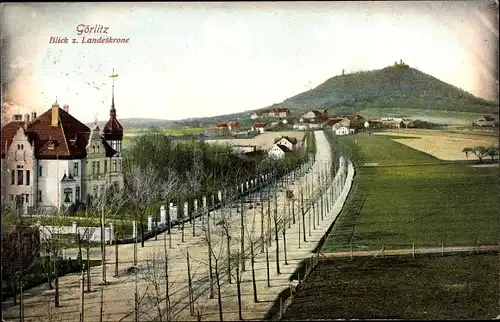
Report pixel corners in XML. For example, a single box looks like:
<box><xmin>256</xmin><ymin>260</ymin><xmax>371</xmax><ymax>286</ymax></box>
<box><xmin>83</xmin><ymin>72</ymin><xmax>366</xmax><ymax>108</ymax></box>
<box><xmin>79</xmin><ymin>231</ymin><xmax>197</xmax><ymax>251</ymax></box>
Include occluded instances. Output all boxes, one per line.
<box><xmin>462</xmin><ymin>147</ymin><xmax>474</xmax><ymax>161</ymax></box>
<box><xmin>486</xmin><ymin>146</ymin><xmax>499</xmax><ymax>161</ymax></box>
<box><xmin>463</xmin><ymin>146</ymin><xmax>490</xmax><ymax>163</ymax></box>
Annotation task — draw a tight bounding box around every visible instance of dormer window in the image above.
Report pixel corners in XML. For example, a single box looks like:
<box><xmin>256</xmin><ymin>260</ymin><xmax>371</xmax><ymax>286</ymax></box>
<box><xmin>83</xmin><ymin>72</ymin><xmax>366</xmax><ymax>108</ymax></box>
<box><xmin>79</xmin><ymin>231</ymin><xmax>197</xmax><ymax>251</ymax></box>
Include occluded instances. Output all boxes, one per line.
<box><xmin>97</xmin><ymin>145</ymin><xmax>100</xmax><ymax>154</ymax></box>
<box><xmin>47</xmin><ymin>140</ymin><xmax>55</xmax><ymax>150</ymax></box>
<box><xmin>92</xmin><ymin>145</ymin><xmax>96</xmax><ymax>154</ymax></box>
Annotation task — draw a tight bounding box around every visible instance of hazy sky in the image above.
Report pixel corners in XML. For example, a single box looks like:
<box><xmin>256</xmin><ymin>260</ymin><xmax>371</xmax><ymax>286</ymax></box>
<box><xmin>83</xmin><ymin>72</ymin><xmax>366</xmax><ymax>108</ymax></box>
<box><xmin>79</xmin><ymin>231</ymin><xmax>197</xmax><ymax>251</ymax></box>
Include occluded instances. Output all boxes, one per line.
<box><xmin>1</xmin><ymin>1</ymin><xmax>498</xmax><ymax>123</ymax></box>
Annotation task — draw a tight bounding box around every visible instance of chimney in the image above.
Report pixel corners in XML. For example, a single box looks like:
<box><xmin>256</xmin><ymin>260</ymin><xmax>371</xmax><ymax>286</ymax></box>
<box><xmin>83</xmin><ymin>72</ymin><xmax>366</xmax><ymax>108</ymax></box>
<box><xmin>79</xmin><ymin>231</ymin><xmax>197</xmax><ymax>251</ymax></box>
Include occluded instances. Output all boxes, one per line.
<box><xmin>24</xmin><ymin>114</ymin><xmax>30</xmax><ymax>128</ymax></box>
<box><xmin>63</xmin><ymin>104</ymin><xmax>69</xmax><ymax>113</ymax></box>
<box><xmin>51</xmin><ymin>102</ymin><xmax>59</xmax><ymax>127</ymax></box>
<box><xmin>13</xmin><ymin>114</ymin><xmax>22</xmax><ymax>121</ymax></box>
<box><xmin>342</xmin><ymin>69</ymin><xmax>345</xmax><ymax>76</ymax></box>
<box><xmin>31</xmin><ymin>112</ymin><xmax>37</xmax><ymax>120</ymax></box>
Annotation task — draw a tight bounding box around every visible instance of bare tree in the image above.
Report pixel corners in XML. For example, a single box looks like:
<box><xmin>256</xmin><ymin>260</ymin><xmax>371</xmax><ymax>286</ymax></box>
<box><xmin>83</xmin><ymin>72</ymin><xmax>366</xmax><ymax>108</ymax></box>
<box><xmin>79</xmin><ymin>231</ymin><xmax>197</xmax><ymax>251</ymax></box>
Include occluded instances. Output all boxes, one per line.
<box><xmin>201</xmin><ymin>205</ymin><xmax>227</xmax><ymax>321</ymax></box>
<box><xmin>124</xmin><ymin>164</ymin><xmax>161</xmax><ymax>249</ymax></box>
<box><xmin>243</xmin><ymin>196</ymin><xmax>260</xmax><ymax>303</ymax></box>
<box><xmin>87</xmin><ymin>186</ymin><xmax>128</xmax><ymax>284</ymax></box>
<box><xmin>138</xmin><ymin>250</ymin><xmax>173</xmax><ymax>322</ymax></box>
<box><xmin>160</xmin><ymin>171</ymin><xmax>179</xmax><ymax>250</ymax></box>
<box><xmin>37</xmin><ymin>211</ymin><xmax>76</xmax><ymax>308</ymax></box>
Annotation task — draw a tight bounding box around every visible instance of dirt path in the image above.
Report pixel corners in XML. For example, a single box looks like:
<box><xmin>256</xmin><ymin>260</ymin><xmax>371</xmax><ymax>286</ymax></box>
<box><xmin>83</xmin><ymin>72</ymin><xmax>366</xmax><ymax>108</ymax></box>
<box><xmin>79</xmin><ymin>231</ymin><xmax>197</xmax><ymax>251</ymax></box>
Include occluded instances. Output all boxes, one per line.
<box><xmin>2</xmin><ymin>130</ymin><xmax>354</xmax><ymax>322</ymax></box>
<box><xmin>320</xmin><ymin>244</ymin><xmax>499</xmax><ymax>258</ymax></box>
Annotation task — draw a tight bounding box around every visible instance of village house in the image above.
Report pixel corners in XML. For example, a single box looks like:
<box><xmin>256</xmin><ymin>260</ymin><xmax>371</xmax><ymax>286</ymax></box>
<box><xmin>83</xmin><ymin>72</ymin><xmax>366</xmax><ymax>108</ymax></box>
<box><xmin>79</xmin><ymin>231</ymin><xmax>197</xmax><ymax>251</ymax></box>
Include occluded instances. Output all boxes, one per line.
<box><xmin>251</xmin><ymin>122</ymin><xmax>269</xmax><ymax>133</ymax></box>
<box><xmin>332</xmin><ymin>122</ymin><xmax>355</xmax><ymax>135</ymax></box>
<box><xmin>250</xmin><ymin>108</ymin><xmax>290</xmax><ymax>119</ymax></box>
<box><xmin>293</xmin><ymin>123</ymin><xmax>309</xmax><ymax>131</ymax></box>
<box><xmin>322</xmin><ymin>117</ymin><xmax>343</xmax><ymax>127</ymax></box>
<box><xmin>473</xmin><ymin>116</ymin><xmax>498</xmax><ymax>127</ymax></box>
<box><xmin>300</xmin><ymin>109</ymin><xmax>328</xmax><ymax>124</ymax></box>
<box><xmin>268</xmin><ymin>144</ymin><xmax>292</xmax><ymax>159</ymax></box>
<box><xmin>273</xmin><ymin>136</ymin><xmax>298</xmax><ymax>151</ymax></box>
<box><xmin>214</xmin><ymin>121</ymin><xmax>239</xmax><ymax>134</ymax></box>
<box><xmin>1</xmin><ymin>94</ymin><xmax>124</xmax><ymax>214</ymax></box>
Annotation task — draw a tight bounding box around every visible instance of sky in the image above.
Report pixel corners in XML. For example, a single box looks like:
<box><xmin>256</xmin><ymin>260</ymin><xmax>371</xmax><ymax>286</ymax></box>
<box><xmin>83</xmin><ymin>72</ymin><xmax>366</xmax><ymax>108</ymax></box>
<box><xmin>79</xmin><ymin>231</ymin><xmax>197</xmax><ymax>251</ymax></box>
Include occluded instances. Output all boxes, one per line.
<box><xmin>1</xmin><ymin>1</ymin><xmax>498</xmax><ymax>123</ymax></box>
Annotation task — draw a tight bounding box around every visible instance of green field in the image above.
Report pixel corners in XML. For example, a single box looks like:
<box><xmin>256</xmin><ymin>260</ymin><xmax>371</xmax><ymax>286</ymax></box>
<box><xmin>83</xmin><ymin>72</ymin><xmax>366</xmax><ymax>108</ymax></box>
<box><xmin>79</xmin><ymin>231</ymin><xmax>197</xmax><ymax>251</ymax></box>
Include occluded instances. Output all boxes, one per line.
<box><xmin>282</xmin><ymin>254</ymin><xmax>499</xmax><ymax>320</ymax></box>
<box><xmin>322</xmin><ymin>134</ymin><xmax>500</xmax><ymax>252</ymax></box>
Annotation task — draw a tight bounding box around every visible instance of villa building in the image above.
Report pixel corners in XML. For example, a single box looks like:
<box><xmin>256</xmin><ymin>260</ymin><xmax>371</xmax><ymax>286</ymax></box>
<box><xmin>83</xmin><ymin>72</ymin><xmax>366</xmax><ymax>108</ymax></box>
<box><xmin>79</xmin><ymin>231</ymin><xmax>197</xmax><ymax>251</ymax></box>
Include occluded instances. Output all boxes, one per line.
<box><xmin>1</xmin><ymin>78</ymin><xmax>124</xmax><ymax>214</ymax></box>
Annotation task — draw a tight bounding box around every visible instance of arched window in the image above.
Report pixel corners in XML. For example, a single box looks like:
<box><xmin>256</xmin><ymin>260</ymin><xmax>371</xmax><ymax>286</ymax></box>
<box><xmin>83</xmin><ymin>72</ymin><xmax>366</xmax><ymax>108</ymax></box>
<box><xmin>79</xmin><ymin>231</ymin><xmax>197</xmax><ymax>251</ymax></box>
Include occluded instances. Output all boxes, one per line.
<box><xmin>97</xmin><ymin>145</ymin><xmax>100</xmax><ymax>154</ymax></box>
<box><xmin>21</xmin><ymin>144</ymin><xmax>24</xmax><ymax>150</ymax></box>
<box><xmin>92</xmin><ymin>145</ymin><xmax>95</xmax><ymax>154</ymax></box>
<box><xmin>17</xmin><ymin>144</ymin><xmax>20</xmax><ymax>150</ymax></box>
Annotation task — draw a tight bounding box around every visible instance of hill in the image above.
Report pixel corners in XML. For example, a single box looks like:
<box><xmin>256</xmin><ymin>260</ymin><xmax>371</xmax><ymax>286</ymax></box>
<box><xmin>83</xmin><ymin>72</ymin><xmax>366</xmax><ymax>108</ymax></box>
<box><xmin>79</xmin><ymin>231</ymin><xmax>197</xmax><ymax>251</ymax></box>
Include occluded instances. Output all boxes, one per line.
<box><xmin>266</xmin><ymin>65</ymin><xmax>498</xmax><ymax>115</ymax></box>
<box><xmin>94</xmin><ymin>65</ymin><xmax>499</xmax><ymax>129</ymax></box>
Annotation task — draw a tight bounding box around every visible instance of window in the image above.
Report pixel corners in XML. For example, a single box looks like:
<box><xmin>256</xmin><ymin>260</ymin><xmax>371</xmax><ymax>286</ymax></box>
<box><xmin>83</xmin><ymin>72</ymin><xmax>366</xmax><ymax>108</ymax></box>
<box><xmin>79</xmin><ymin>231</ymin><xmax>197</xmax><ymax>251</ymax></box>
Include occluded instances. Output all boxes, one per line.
<box><xmin>92</xmin><ymin>161</ymin><xmax>96</xmax><ymax>174</ymax></box>
<box><xmin>93</xmin><ymin>185</ymin><xmax>97</xmax><ymax>197</ymax></box>
<box><xmin>25</xmin><ymin>194</ymin><xmax>29</xmax><ymax>203</ymax></box>
<box><xmin>97</xmin><ymin>161</ymin><xmax>100</xmax><ymax>174</ymax></box>
<box><xmin>104</xmin><ymin>160</ymin><xmax>107</xmax><ymax>173</ymax></box>
<box><xmin>39</xmin><ymin>165</ymin><xmax>43</xmax><ymax>177</ymax></box>
<box><xmin>118</xmin><ymin>159</ymin><xmax>122</xmax><ymax>172</ymax></box>
<box><xmin>97</xmin><ymin>145</ymin><xmax>100</xmax><ymax>154</ymax></box>
<box><xmin>11</xmin><ymin>170</ymin><xmax>15</xmax><ymax>185</ymax></box>
<box><xmin>21</xmin><ymin>144</ymin><xmax>24</xmax><ymax>150</ymax></box>
<box><xmin>76</xmin><ymin>186</ymin><xmax>80</xmax><ymax>201</ymax></box>
<box><xmin>112</xmin><ymin>159</ymin><xmax>117</xmax><ymax>172</ymax></box>
<box><xmin>26</xmin><ymin>170</ymin><xmax>30</xmax><ymax>185</ymax></box>
<box><xmin>73</xmin><ymin>162</ymin><xmax>79</xmax><ymax>176</ymax></box>
<box><xmin>17</xmin><ymin>144</ymin><xmax>20</xmax><ymax>150</ymax></box>
<box><xmin>92</xmin><ymin>145</ymin><xmax>96</xmax><ymax>154</ymax></box>
<box><xmin>17</xmin><ymin>169</ymin><xmax>23</xmax><ymax>185</ymax></box>
<box><xmin>64</xmin><ymin>188</ymin><xmax>73</xmax><ymax>203</ymax></box>
<box><xmin>38</xmin><ymin>190</ymin><xmax>42</xmax><ymax>202</ymax></box>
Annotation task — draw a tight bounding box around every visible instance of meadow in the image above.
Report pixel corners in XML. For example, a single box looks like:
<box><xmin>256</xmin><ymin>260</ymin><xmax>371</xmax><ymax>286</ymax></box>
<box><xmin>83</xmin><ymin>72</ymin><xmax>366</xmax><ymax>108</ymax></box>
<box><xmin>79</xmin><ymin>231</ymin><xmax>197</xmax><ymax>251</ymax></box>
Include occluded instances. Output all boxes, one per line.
<box><xmin>376</xmin><ymin>128</ymin><xmax>499</xmax><ymax>161</ymax></box>
<box><xmin>322</xmin><ymin>133</ymin><xmax>500</xmax><ymax>252</ymax></box>
<box><xmin>282</xmin><ymin>254</ymin><xmax>499</xmax><ymax>320</ymax></box>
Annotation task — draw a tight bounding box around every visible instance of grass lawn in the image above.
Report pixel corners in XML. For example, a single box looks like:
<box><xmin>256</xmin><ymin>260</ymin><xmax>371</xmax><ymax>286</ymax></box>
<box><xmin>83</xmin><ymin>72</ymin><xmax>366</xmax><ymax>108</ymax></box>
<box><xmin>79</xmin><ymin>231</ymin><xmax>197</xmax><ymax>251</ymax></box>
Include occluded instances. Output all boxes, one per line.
<box><xmin>322</xmin><ymin>134</ymin><xmax>499</xmax><ymax>252</ymax></box>
<box><xmin>282</xmin><ymin>254</ymin><xmax>499</xmax><ymax>320</ymax></box>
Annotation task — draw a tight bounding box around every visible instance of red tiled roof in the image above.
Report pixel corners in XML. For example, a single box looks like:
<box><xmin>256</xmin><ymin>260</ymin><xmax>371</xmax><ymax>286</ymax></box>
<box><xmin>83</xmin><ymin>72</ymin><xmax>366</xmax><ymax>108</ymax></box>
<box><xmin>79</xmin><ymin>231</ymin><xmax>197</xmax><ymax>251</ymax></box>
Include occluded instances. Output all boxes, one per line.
<box><xmin>324</xmin><ymin>118</ymin><xmax>343</xmax><ymax>125</ymax></box>
<box><xmin>215</xmin><ymin>121</ymin><xmax>239</xmax><ymax>128</ymax></box>
<box><xmin>252</xmin><ymin>122</ymin><xmax>268</xmax><ymax>128</ymax></box>
<box><xmin>102</xmin><ymin>107</ymin><xmax>123</xmax><ymax>141</ymax></box>
<box><xmin>1</xmin><ymin>106</ymin><xmax>117</xmax><ymax>159</ymax></box>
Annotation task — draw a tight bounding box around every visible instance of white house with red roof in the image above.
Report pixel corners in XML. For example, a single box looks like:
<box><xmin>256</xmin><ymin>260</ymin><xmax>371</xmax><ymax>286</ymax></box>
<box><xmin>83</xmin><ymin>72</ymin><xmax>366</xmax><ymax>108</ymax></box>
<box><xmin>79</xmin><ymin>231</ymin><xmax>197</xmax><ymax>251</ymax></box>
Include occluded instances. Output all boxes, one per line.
<box><xmin>251</xmin><ymin>122</ymin><xmax>269</xmax><ymax>133</ymax></box>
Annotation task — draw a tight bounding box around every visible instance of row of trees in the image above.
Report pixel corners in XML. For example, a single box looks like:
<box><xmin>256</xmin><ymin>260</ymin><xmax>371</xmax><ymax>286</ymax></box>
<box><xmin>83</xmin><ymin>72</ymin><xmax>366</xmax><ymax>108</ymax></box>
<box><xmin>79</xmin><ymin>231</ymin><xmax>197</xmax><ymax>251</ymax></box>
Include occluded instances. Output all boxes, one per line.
<box><xmin>1</xmin><ymin>130</ymin><xmax>317</xmax><ymax>321</ymax></box>
<box><xmin>462</xmin><ymin>146</ymin><xmax>499</xmax><ymax>163</ymax></box>
<box><xmin>129</xmin><ymin>132</ymin><xmax>328</xmax><ymax>321</ymax></box>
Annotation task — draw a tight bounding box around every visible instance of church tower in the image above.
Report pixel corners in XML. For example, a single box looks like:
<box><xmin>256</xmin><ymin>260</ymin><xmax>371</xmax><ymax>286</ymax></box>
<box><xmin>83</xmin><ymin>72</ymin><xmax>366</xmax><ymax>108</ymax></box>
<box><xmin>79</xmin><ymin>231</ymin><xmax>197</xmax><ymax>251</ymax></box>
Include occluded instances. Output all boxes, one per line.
<box><xmin>102</xmin><ymin>69</ymin><xmax>123</xmax><ymax>155</ymax></box>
